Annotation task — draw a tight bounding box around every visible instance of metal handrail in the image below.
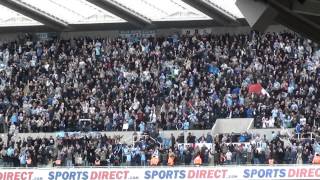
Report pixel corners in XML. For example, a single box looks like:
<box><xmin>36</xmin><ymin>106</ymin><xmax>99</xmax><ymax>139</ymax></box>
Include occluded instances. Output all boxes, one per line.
<box><xmin>132</xmin><ymin>134</ymin><xmax>162</xmax><ymax>149</ymax></box>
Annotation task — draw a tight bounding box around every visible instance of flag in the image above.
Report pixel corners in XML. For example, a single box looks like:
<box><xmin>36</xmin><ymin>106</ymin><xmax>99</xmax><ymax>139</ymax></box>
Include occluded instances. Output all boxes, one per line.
<box><xmin>248</xmin><ymin>83</ymin><xmax>263</xmax><ymax>94</ymax></box>
<box><xmin>248</xmin><ymin>83</ymin><xmax>270</xmax><ymax>97</ymax></box>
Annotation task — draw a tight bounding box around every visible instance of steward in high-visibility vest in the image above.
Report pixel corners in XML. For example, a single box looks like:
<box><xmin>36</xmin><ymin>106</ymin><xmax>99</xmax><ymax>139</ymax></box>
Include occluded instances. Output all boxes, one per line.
<box><xmin>150</xmin><ymin>156</ymin><xmax>159</xmax><ymax>166</ymax></box>
<box><xmin>194</xmin><ymin>155</ymin><xmax>202</xmax><ymax>166</ymax></box>
<box><xmin>95</xmin><ymin>159</ymin><xmax>101</xmax><ymax>166</ymax></box>
<box><xmin>27</xmin><ymin>158</ymin><xmax>32</xmax><ymax>166</ymax></box>
<box><xmin>268</xmin><ymin>158</ymin><xmax>274</xmax><ymax>165</ymax></box>
<box><xmin>313</xmin><ymin>154</ymin><xmax>320</xmax><ymax>164</ymax></box>
<box><xmin>55</xmin><ymin>159</ymin><xmax>61</xmax><ymax>166</ymax></box>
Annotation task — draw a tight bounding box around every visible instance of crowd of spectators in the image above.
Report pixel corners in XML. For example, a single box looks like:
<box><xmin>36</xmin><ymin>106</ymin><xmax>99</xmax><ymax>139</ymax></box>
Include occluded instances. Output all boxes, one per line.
<box><xmin>0</xmin><ymin>30</ymin><xmax>320</xmax><ymax>167</ymax></box>
<box><xmin>1</xmin><ymin>130</ymin><xmax>320</xmax><ymax>167</ymax></box>
<box><xmin>0</xmin><ymin>31</ymin><xmax>319</xmax><ymax>134</ymax></box>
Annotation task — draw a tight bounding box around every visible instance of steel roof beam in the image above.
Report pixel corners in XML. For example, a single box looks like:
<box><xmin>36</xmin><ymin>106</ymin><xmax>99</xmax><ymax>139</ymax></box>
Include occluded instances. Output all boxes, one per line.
<box><xmin>236</xmin><ymin>0</ymin><xmax>277</xmax><ymax>32</ymax></box>
<box><xmin>182</xmin><ymin>0</ymin><xmax>238</xmax><ymax>25</ymax></box>
<box><xmin>269</xmin><ymin>0</ymin><xmax>320</xmax><ymax>43</ymax></box>
<box><xmin>291</xmin><ymin>0</ymin><xmax>320</xmax><ymax>16</ymax></box>
<box><xmin>86</xmin><ymin>0</ymin><xmax>152</xmax><ymax>28</ymax></box>
<box><xmin>236</xmin><ymin>0</ymin><xmax>320</xmax><ymax>43</ymax></box>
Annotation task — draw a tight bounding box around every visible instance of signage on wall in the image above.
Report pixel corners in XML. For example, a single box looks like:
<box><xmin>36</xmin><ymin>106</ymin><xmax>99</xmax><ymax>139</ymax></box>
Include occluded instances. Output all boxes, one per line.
<box><xmin>182</xmin><ymin>28</ymin><xmax>212</xmax><ymax>35</ymax></box>
<box><xmin>0</xmin><ymin>165</ymin><xmax>319</xmax><ymax>180</ymax></box>
<box><xmin>35</xmin><ymin>33</ymin><xmax>48</xmax><ymax>40</ymax></box>
<box><xmin>35</xmin><ymin>32</ymin><xmax>57</xmax><ymax>40</ymax></box>
<box><xmin>119</xmin><ymin>30</ymin><xmax>156</xmax><ymax>40</ymax></box>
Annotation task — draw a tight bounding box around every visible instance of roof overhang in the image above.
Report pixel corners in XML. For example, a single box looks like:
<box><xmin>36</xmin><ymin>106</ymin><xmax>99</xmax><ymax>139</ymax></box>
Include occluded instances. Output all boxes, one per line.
<box><xmin>236</xmin><ymin>0</ymin><xmax>320</xmax><ymax>43</ymax></box>
<box><xmin>0</xmin><ymin>0</ymin><xmax>69</xmax><ymax>31</ymax></box>
<box><xmin>0</xmin><ymin>19</ymin><xmax>249</xmax><ymax>33</ymax></box>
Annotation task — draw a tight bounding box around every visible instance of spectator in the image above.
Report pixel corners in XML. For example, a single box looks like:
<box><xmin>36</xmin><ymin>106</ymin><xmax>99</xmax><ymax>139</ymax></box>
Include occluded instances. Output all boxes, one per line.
<box><xmin>225</xmin><ymin>150</ymin><xmax>232</xmax><ymax>165</ymax></box>
<box><xmin>206</xmin><ymin>133</ymin><xmax>213</xmax><ymax>143</ymax></box>
<box><xmin>184</xmin><ymin>150</ymin><xmax>192</xmax><ymax>165</ymax></box>
<box><xmin>150</xmin><ymin>155</ymin><xmax>159</xmax><ymax>166</ymax></box>
<box><xmin>187</xmin><ymin>133</ymin><xmax>195</xmax><ymax>144</ymax></box>
<box><xmin>167</xmin><ymin>149</ymin><xmax>175</xmax><ymax>166</ymax></box>
<box><xmin>193</xmin><ymin>153</ymin><xmax>202</xmax><ymax>166</ymax></box>
<box><xmin>312</xmin><ymin>153</ymin><xmax>320</xmax><ymax>164</ymax></box>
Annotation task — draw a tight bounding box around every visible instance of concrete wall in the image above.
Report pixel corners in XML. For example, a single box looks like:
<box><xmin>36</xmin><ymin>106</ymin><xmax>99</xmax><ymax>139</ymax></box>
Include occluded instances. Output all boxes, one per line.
<box><xmin>0</xmin><ymin>32</ymin><xmax>24</xmax><ymax>42</ymax></box>
<box><xmin>59</xmin><ymin>30</ymin><xmax>118</xmax><ymax>39</ymax></box>
<box><xmin>212</xmin><ymin>118</ymin><xmax>254</xmax><ymax>135</ymax></box>
<box><xmin>0</xmin><ymin>25</ymin><xmax>290</xmax><ymax>42</ymax></box>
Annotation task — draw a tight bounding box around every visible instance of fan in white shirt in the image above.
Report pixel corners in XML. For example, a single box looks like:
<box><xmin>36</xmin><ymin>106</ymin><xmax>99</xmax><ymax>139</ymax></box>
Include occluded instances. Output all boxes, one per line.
<box><xmin>268</xmin><ymin>117</ymin><xmax>275</xmax><ymax>128</ymax></box>
<box><xmin>82</xmin><ymin>102</ymin><xmax>89</xmax><ymax>114</ymax></box>
<box><xmin>225</xmin><ymin>150</ymin><xmax>232</xmax><ymax>161</ymax></box>
<box><xmin>89</xmin><ymin>106</ymin><xmax>95</xmax><ymax>115</ymax></box>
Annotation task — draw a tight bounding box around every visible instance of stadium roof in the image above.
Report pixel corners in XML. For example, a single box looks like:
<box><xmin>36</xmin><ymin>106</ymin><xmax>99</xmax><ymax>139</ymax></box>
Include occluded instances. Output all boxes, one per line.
<box><xmin>0</xmin><ymin>0</ymin><xmax>246</xmax><ymax>32</ymax></box>
<box><xmin>236</xmin><ymin>0</ymin><xmax>320</xmax><ymax>43</ymax></box>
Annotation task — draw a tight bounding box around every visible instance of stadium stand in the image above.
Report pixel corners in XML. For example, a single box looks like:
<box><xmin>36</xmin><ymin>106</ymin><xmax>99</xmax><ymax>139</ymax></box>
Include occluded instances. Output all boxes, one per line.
<box><xmin>0</xmin><ymin>31</ymin><xmax>318</xmax><ymax>134</ymax></box>
<box><xmin>0</xmin><ymin>0</ymin><xmax>320</xmax><ymax>179</ymax></box>
<box><xmin>0</xmin><ymin>30</ymin><xmax>319</xmax><ymax>168</ymax></box>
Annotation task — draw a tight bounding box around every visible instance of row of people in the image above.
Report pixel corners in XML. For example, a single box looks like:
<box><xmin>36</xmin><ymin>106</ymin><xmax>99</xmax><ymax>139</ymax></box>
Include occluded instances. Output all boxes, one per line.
<box><xmin>1</xmin><ymin>130</ymin><xmax>320</xmax><ymax>167</ymax></box>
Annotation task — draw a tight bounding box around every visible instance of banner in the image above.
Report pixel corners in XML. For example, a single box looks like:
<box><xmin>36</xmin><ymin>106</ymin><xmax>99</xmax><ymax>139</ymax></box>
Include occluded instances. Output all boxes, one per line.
<box><xmin>35</xmin><ymin>32</ymin><xmax>57</xmax><ymax>40</ymax></box>
<box><xmin>118</xmin><ymin>30</ymin><xmax>156</xmax><ymax>40</ymax></box>
<box><xmin>1</xmin><ymin>165</ymin><xmax>320</xmax><ymax>180</ymax></box>
<box><xmin>177</xmin><ymin>143</ymin><xmax>213</xmax><ymax>149</ymax></box>
<box><xmin>181</xmin><ymin>28</ymin><xmax>212</xmax><ymax>35</ymax></box>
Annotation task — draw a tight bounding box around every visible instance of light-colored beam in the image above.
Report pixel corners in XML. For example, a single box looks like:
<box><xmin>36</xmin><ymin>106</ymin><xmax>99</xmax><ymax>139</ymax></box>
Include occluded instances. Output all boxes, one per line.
<box><xmin>182</xmin><ymin>0</ymin><xmax>238</xmax><ymax>25</ymax></box>
<box><xmin>86</xmin><ymin>0</ymin><xmax>152</xmax><ymax>28</ymax></box>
